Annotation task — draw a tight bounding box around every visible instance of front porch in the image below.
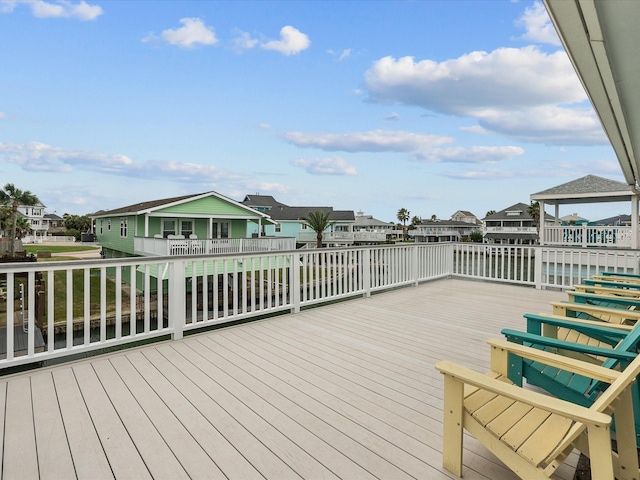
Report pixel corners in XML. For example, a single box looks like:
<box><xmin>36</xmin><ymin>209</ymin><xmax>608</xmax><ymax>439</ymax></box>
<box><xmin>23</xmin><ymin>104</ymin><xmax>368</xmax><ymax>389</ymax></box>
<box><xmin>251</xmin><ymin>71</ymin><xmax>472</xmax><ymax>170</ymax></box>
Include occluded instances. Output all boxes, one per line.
<box><xmin>134</xmin><ymin>236</ymin><xmax>297</xmax><ymax>256</ymax></box>
<box><xmin>0</xmin><ymin>278</ymin><xmax>576</xmax><ymax>479</ymax></box>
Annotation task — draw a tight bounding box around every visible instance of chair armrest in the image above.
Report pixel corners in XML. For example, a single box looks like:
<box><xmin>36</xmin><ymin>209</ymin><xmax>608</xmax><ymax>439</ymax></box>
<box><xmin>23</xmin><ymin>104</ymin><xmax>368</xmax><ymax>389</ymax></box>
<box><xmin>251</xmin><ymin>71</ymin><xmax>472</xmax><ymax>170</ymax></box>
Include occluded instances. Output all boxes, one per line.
<box><xmin>489</xmin><ymin>337</ymin><xmax>622</xmax><ymax>382</ymax></box>
<box><xmin>533</xmin><ymin>314</ymin><xmax>633</xmax><ymax>332</ymax></box>
<box><xmin>524</xmin><ymin>313</ymin><xmax>629</xmax><ymax>340</ymax></box>
<box><xmin>435</xmin><ymin>360</ymin><xmax>612</xmax><ymax>426</ymax></box>
<box><xmin>501</xmin><ymin>329</ymin><xmax>636</xmax><ymax>362</ymax></box>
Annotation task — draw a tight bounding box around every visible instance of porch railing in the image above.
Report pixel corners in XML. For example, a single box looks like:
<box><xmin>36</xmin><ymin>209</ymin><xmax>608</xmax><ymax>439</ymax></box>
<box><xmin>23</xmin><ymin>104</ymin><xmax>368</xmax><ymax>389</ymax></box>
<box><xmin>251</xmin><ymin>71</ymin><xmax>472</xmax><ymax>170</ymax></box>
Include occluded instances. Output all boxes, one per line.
<box><xmin>543</xmin><ymin>225</ymin><xmax>632</xmax><ymax>247</ymax></box>
<box><xmin>2</xmin><ymin>242</ymin><xmax>639</xmax><ymax>369</ymax></box>
<box><xmin>134</xmin><ymin>236</ymin><xmax>296</xmax><ymax>256</ymax></box>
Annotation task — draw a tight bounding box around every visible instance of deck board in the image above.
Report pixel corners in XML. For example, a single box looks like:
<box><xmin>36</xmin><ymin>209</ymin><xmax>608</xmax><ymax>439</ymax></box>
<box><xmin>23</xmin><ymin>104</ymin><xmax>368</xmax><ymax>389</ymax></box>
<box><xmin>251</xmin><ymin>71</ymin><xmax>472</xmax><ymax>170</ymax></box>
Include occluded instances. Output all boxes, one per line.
<box><xmin>0</xmin><ymin>278</ymin><xmax>585</xmax><ymax>479</ymax></box>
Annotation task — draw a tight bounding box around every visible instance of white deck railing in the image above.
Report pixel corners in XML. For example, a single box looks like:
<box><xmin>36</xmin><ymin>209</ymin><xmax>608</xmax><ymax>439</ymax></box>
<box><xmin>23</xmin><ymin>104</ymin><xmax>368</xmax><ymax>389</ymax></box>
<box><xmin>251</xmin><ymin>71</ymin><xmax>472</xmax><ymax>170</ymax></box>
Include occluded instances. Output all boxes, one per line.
<box><xmin>543</xmin><ymin>225</ymin><xmax>632</xmax><ymax>247</ymax></box>
<box><xmin>134</xmin><ymin>236</ymin><xmax>296</xmax><ymax>256</ymax></box>
<box><xmin>2</xmin><ymin>242</ymin><xmax>640</xmax><ymax>369</ymax></box>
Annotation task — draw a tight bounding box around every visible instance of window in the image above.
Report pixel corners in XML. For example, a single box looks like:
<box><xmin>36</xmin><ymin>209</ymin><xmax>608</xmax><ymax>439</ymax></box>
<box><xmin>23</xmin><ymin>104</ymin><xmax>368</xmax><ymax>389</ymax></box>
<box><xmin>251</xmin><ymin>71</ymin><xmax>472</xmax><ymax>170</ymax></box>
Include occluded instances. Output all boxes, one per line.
<box><xmin>120</xmin><ymin>217</ymin><xmax>128</xmax><ymax>237</ymax></box>
<box><xmin>162</xmin><ymin>219</ymin><xmax>176</xmax><ymax>238</ymax></box>
<box><xmin>275</xmin><ymin>224</ymin><xmax>281</xmax><ymax>233</ymax></box>
<box><xmin>100</xmin><ymin>220</ymin><xmax>103</xmax><ymax>234</ymax></box>
<box><xmin>180</xmin><ymin>220</ymin><xmax>193</xmax><ymax>238</ymax></box>
<box><xmin>107</xmin><ymin>219</ymin><xmax>111</xmax><ymax>230</ymax></box>
<box><xmin>301</xmin><ymin>223</ymin><xmax>308</xmax><ymax>230</ymax></box>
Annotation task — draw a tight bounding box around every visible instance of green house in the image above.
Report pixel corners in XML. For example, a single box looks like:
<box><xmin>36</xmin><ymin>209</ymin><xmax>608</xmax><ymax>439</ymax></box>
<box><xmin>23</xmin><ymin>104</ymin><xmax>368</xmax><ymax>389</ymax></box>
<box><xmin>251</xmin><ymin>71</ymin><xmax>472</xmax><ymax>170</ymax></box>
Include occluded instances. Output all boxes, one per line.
<box><xmin>92</xmin><ymin>191</ymin><xmax>284</xmax><ymax>259</ymax></box>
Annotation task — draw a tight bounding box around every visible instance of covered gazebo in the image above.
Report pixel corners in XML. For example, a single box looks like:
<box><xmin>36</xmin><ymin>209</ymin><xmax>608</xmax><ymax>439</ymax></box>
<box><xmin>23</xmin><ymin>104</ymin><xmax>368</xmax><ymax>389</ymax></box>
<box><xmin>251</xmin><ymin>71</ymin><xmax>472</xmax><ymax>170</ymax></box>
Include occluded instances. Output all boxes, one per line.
<box><xmin>531</xmin><ymin>174</ymin><xmax>640</xmax><ymax>248</ymax></box>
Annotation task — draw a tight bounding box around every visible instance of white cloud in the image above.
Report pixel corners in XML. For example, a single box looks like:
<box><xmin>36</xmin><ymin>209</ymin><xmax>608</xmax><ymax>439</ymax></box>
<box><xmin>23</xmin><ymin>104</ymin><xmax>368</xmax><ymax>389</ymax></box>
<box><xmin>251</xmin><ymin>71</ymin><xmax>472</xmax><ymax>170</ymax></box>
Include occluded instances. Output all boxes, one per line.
<box><xmin>516</xmin><ymin>1</ymin><xmax>561</xmax><ymax>46</ymax></box>
<box><xmin>282</xmin><ymin>129</ymin><xmax>452</xmax><ymax>152</ymax></box>
<box><xmin>261</xmin><ymin>26</ymin><xmax>310</xmax><ymax>56</ymax></box>
<box><xmin>384</xmin><ymin>112</ymin><xmax>400</xmax><ymax>121</ymax></box>
<box><xmin>0</xmin><ymin>141</ymin><xmax>132</xmax><ymax>173</ymax></box>
<box><xmin>416</xmin><ymin>145</ymin><xmax>525</xmax><ymax>163</ymax></box>
<box><xmin>24</xmin><ymin>0</ymin><xmax>102</xmax><ymax>20</ymax></box>
<box><xmin>291</xmin><ymin>157</ymin><xmax>357</xmax><ymax>176</ymax></box>
<box><xmin>0</xmin><ymin>1</ymin><xmax>17</xmax><ymax>13</ymax></box>
<box><xmin>148</xmin><ymin>18</ymin><xmax>218</xmax><ymax>49</ymax></box>
<box><xmin>0</xmin><ymin>141</ymin><xmax>296</xmax><ymax>198</ymax></box>
<box><xmin>476</xmin><ymin>105</ymin><xmax>606</xmax><ymax>145</ymax></box>
<box><xmin>363</xmin><ymin>47</ymin><xmax>604</xmax><ymax>145</ymax></box>
<box><xmin>231</xmin><ymin>29</ymin><xmax>259</xmax><ymax>52</ymax></box>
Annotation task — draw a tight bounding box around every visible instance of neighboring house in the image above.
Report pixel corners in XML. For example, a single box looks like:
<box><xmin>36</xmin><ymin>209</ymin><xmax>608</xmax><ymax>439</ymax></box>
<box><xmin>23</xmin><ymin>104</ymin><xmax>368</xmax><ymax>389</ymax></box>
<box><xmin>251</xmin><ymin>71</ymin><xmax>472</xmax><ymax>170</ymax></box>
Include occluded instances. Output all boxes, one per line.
<box><xmin>559</xmin><ymin>213</ymin><xmax>589</xmax><ymax>225</ymax></box>
<box><xmin>352</xmin><ymin>211</ymin><xmax>401</xmax><ymax>243</ymax></box>
<box><xmin>593</xmin><ymin>214</ymin><xmax>631</xmax><ymax>226</ymax></box>
<box><xmin>18</xmin><ymin>202</ymin><xmax>48</xmax><ymax>242</ymax></box>
<box><xmin>411</xmin><ymin>211</ymin><xmax>482</xmax><ymax>243</ymax></box>
<box><xmin>483</xmin><ymin>202</ymin><xmax>552</xmax><ymax>245</ymax></box>
<box><xmin>43</xmin><ymin>213</ymin><xmax>65</xmax><ymax>234</ymax></box>
<box><xmin>93</xmin><ymin>191</ymin><xmax>282</xmax><ymax>259</ymax></box>
<box><xmin>242</xmin><ymin>195</ymin><xmax>356</xmax><ymax>246</ymax></box>
<box><xmin>450</xmin><ymin>210</ymin><xmax>482</xmax><ymax>225</ymax></box>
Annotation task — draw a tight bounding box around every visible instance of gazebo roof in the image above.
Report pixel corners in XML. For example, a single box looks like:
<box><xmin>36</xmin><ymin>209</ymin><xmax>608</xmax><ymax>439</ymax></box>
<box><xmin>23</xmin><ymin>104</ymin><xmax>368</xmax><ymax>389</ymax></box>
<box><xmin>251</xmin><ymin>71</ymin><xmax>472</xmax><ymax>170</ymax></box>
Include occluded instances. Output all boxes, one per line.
<box><xmin>530</xmin><ymin>175</ymin><xmax>638</xmax><ymax>205</ymax></box>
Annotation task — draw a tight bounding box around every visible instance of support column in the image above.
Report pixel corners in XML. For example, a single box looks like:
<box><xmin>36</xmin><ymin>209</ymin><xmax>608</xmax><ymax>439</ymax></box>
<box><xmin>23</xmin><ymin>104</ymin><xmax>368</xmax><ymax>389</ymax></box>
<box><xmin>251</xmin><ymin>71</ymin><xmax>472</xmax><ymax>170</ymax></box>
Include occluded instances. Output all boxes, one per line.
<box><xmin>539</xmin><ymin>200</ymin><xmax>546</xmax><ymax>245</ymax></box>
<box><xmin>632</xmin><ymin>194</ymin><xmax>639</xmax><ymax>249</ymax></box>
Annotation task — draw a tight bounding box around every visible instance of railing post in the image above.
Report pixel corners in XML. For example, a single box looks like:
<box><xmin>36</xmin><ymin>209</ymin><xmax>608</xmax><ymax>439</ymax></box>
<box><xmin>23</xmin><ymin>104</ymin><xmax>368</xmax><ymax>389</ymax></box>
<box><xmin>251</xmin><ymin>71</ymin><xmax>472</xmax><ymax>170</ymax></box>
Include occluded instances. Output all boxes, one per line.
<box><xmin>412</xmin><ymin>244</ymin><xmax>419</xmax><ymax>286</ymax></box>
<box><xmin>582</xmin><ymin>224</ymin><xmax>587</xmax><ymax>248</ymax></box>
<box><xmin>363</xmin><ymin>248</ymin><xmax>371</xmax><ymax>297</ymax></box>
<box><xmin>534</xmin><ymin>246</ymin><xmax>543</xmax><ymax>289</ymax></box>
<box><xmin>168</xmin><ymin>259</ymin><xmax>186</xmax><ymax>340</ymax></box>
<box><xmin>290</xmin><ymin>252</ymin><xmax>301</xmax><ymax>313</ymax></box>
<box><xmin>447</xmin><ymin>243</ymin><xmax>455</xmax><ymax>276</ymax></box>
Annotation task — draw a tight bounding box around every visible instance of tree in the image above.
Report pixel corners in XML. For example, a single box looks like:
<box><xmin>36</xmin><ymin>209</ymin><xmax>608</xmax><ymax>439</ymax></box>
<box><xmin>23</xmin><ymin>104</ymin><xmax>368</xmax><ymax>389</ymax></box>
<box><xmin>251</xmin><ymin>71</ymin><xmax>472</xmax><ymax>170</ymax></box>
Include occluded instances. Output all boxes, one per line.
<box><xmin>485</xmin><ymin>210</ymin><xmax>496</xmax><ymax>217</ymax></box>
<box><xmin>430</xmin><ymin>214</ymin><xmax>437</xmax><ymax>221</ymax></box>
<box><xmin>14</xmin><ymin>216</ymin><xmax>32</xmax><ymax>240</ymax></box>
<box><xmin>0</xmin><ymin>184</ymin><xmax>39</xmax><ymax>257</ymax></box>
<box><xmin>63</xmin><ymin>213</ymin><xmax>92</xmax><ymax>233</ymax></box>
<box><xmin>410</xmin><ymin>215</ymin><xmax>422</xmax><ymax>227</ymax></box>
<box><xmin>302</xmin><ymin>210</ymin><xmax>334</xmax><ymax>249</ymax></box>
<box><xmin>397</xmin><ymin>208</ymin><xmax>410</xmax><ymax>239</ymax></box>
<box><xmin>527</xmin><ymin>201</ymin><xmax>541</xmax><ymax>233</ymax></box>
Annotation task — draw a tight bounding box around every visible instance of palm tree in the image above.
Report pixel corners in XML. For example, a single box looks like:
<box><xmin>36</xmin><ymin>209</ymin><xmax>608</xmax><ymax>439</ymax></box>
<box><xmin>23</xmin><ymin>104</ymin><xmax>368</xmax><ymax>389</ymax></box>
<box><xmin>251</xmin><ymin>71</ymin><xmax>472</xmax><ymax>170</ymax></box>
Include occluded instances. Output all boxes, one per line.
<box><xmin>527</xmin><ymin>201</ymin><xmax>541</xmax><ymax>233</ymax></box>
<box><xmin>485</xmin><ymin>210</ymin><xmax>496</xmax><ymax>217</ymax></box>
<box><xmin>397</xmin><ymin>208</ymin><xmax>410</xmax><ymax>239</ymax></box>
<box><xmin>14</xmin><ymin>217</ymin><xmax>33</xmax><ymax>240</ymax></box>
<box><xmin>302</xmin><ymin>210</ymin><xmax>334</xmax><ymax>249</ymax></box>
<box><xmin>410</xmin><ymin>215</ymin><xmax>422</xmax><ymax>227</ymax></box>
<box><xmin>0</xmin><ymin>183</ymin><xmax>40</xmax><ymax>257</ymax></box>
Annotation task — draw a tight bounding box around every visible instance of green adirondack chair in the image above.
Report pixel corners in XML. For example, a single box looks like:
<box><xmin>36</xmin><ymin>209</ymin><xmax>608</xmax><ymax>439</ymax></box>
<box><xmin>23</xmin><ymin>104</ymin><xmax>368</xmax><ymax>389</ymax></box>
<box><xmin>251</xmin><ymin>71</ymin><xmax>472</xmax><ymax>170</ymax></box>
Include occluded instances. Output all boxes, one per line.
<box><xmin>503</xmin><ymin>314</ymin><xmax>640</xmax><ymax>445</ymax></box>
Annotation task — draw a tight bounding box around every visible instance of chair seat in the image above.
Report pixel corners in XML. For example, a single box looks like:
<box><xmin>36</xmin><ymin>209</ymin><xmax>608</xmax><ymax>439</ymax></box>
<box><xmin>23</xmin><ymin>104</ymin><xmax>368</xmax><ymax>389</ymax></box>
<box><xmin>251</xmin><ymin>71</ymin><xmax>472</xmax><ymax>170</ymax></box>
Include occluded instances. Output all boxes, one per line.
<box><xmin>465</xmin><ymin>373</ymin><xmax>575</xmax><ymax>467</ymax></box>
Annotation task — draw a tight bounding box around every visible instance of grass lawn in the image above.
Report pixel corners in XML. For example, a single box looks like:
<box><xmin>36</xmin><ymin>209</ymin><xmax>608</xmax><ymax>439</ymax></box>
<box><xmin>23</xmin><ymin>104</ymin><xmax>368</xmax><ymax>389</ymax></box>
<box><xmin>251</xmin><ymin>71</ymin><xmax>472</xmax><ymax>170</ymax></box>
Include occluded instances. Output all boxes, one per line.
<box><xmin>24</xmin><ymin>245</ymin><xmax>100</xmax><ymax>254</ymax></box>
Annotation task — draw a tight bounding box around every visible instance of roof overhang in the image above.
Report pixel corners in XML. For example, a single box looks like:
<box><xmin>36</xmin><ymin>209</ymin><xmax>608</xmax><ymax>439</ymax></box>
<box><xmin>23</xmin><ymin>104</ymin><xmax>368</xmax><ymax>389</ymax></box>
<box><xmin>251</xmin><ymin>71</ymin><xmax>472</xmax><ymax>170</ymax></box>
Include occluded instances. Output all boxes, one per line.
<box><xmin>544</xmin><ymin>0</ymin><xmax>640</xmax><ymax>186</ymax></box>
<box><xmin>531</xmin><ymin>190</ymin><xmax>638</xmax><ymax>205</ymax></box>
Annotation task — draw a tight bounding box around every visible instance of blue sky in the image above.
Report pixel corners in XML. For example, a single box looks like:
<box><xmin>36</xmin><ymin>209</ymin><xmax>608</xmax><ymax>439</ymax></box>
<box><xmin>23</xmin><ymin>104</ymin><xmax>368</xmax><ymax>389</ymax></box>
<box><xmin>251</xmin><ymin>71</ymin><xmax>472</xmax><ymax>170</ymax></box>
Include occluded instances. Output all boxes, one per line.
<box><xmin>0</xmin><ymin>0</ymin><xmax>626</xmax><ymax>222</ymax></box>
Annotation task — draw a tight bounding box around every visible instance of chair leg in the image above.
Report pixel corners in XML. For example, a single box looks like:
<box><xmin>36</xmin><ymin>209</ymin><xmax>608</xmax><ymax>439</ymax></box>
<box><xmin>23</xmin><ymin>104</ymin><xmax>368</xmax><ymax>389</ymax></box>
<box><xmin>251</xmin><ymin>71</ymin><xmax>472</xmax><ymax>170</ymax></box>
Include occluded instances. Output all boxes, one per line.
<box><xmin>442</xmin><ymin>374</ymin><xmax>464</xmax><ymax>476</ymax></box>
<box><xmin>613</xmin><ymin>388</ymin><xmax>640</xmax><ymax>480</ymax></box>
<box><xmin>587</xmin><ymin>423</ymin><xmax>615</xmax><ymax>480</ymax></box>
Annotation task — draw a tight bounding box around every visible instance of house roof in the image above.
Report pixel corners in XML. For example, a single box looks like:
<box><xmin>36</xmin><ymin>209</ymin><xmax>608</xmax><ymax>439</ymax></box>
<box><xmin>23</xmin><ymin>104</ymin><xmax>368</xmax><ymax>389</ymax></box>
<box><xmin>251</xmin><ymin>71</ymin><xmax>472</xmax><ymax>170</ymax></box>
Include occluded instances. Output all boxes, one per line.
<box><xmin>92</xmin><ymin>191</ymin><xmax>272</xmax><ymax>220</ymax></box>
<box><xmin>484</xmin><ymin>202</ymin><xmax>553</xmax><ymax>222</ymax></box>
<box><xmin>531</xmin><ymin>175</ymin><xmax>636</xmax><ymax>204</ymax></box>
<box><xmin>267</xmin><ymin>206</ymin><xmax>354</xmax><ymax>222</ymax></box>
<box><xmin>242</xmin><ymin>195</ymin><xmax>355</xmax><ymax>222</ymax></box>
<box><xmin>594</xmin><ymin>214</ymin><xmax>631</xmax><ymax>225</ymax></box>
<box><xmin>354</xmin><ymin>213</ymin><xmax>394</xmax><ymax>227</ymax></box>
<box><xmin>451</xmin><ymin>210</ymin><xmax>475</xmax><ymax>217</ymax></box>
<box><xmin>241</xmin><ymin>195</ymin><xmax>287</xmax><ymax>209</ymax></box>
<box><xmin>44</xmin><ymin>213</ymin><xmax>64</xmax><ymax>221</ymax></box>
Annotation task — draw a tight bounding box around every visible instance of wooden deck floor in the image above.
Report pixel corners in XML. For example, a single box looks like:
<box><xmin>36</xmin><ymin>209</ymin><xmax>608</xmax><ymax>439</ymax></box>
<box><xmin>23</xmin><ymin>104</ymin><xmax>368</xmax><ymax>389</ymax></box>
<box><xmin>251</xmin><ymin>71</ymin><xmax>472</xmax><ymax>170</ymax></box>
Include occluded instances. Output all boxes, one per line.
<box><xmin>0</xmin><ymin>278</ymin><xmax>579</xmax><ymax>480</ymax></box>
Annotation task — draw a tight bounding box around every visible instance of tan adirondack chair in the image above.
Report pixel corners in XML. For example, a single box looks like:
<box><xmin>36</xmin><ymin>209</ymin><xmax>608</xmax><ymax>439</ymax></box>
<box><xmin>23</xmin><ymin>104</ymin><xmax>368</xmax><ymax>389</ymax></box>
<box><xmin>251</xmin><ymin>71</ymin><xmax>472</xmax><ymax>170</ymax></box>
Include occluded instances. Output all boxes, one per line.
<box><xmin>436</xmin><ymin>338</ymin><xmax>640</xmax><ymax>480</ymax></box>
<box><xmin>550</xmin><ymin>301</ymin><xmax>640</xmax><ymax>325</ymax></box>
<box><xmin>573</xmin><ymin>284</ymin><xmax>640</xmax><ymax>299</ymax></box>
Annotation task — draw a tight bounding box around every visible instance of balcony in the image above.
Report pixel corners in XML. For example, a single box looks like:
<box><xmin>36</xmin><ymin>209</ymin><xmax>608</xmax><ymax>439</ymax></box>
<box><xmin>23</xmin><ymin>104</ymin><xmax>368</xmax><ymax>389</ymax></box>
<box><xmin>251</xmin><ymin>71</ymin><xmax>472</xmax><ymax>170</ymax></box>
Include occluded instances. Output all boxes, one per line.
<box><xmin>353</xmin><ymin>231</ymin><xmax>388</xmax><ymax>242</ymax></box>
<box><xmin>297</xmin><ymin>231</ymin><xmax>355</xmax><ymax>243</ymax></box>
<box><xmin>1</xmin><ymin>242</ymin><xmax>636</xmax><ymax>478</ymax></box>
<box><xmin>484</xmin><ymin>226</ymin><xmax>538</xmax><ymax>233</ymax></box>
<box><xmin>134</xmin><ymin>236</ymin><xmax>297</xmax><ymax>256</ymax></box>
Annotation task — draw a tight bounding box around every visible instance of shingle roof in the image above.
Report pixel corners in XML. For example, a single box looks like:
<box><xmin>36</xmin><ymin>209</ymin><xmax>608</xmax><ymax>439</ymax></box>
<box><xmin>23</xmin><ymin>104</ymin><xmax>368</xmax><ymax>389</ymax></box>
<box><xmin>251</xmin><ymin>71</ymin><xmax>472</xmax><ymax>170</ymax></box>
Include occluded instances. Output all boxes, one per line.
<box><xmin>533</xmin><ymin>175</ymin><xmax>630</xmax><ymax>195</ymax></box>
<box><xmin>484</xmin><ymin>202</ymin><xmax>553</xmax><ymax>221</ymax></box>
<box><xmin>242</xmin><ymin>195</ymin><xmax>287</xmax><ymax>208</ymax></box>
<box><xmin>93</xmin><ymin>193</ymin><xmax>203</xmax><ymax>216</ymax></box>
<box><xmin>242</xmin><ymin>195</ymin><xmax>354</xmax><ymax>222</ymax></box>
